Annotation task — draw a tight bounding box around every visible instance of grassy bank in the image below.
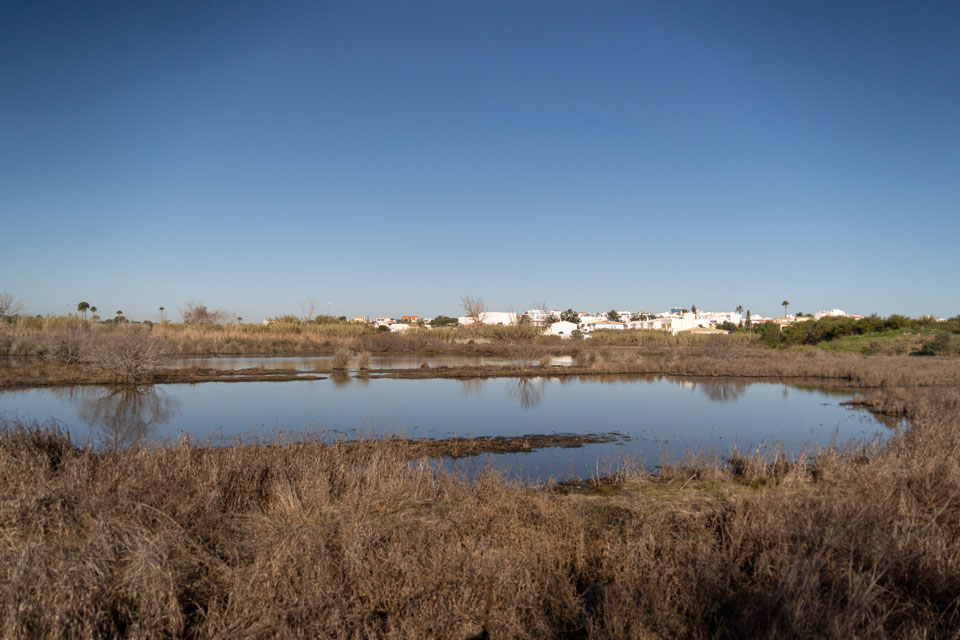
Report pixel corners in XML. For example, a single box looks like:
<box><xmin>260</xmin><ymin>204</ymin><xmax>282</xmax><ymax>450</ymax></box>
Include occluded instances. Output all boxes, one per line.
<box><xmin>3</xmin><ymin>343</ymin><xmax>960</xmax><ymax>390</ymax></box>
<box><xmin>2</xmin><ymin>379</ymin><xmax>959</xmax><ymax>637</ymax></box>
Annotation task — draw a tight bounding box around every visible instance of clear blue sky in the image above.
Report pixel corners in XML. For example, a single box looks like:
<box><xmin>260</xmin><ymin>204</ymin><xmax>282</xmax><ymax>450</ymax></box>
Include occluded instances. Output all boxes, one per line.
<box><xmin>2</xmin><ymin>0</ymin><xmax>958</xmax><ymax>321</ymax></box>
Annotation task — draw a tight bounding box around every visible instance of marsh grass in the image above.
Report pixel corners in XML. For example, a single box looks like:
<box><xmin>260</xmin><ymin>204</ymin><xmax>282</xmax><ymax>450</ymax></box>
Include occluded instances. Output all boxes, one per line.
<box><xmin>330</xmin><ymin>346</ymin><xmax>351</xmax><ymax>371</ymax></box>
<box><xmin>3</xmin><ymin>380</ymin><xmax>960</xmax><ymax>637</ymax></box>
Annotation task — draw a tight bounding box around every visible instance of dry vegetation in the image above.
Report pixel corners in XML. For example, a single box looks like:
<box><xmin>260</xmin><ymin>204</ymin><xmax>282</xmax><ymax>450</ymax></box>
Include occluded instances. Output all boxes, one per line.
<box><xmin>6</xmin><ymin>318</ymin><xmax>960</xmax><ymax>391</ymax></box>
<box><xmin>4</xmin><ymin>317</ymin><xmax>960</xmax><ymax>636</ymax></box>
<box><xmin>3</xmin><ymin>367</ymin><xmax>960</xmax><ymax>637</ymax></box>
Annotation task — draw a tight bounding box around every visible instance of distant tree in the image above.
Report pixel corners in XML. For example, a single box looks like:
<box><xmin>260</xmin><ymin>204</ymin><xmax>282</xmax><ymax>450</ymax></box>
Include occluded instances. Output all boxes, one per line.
<box><xmin>236</xmin><ymin>317</ymin><xmax>243</xmax><ymax>324</ymax></box>
<box><xmin>181</xmin><ymin>301</ymin><xmax>230</xmax><ymax>325</ymax></box>
<box><xmin>0</xmin><ymin>291</ymin><xmax>23</xmax><ymax>320</ymax></box>
<box><xmin>116</xmin><ymin>310</ymin><xmax>122</xmax><ymax>317</ymax></box>
<box><xmin>431</xmin><ymin>315</ymin><xmax>459</xmax><ymax>327</ymax></box>
<box><xmin>560</xmin><ymin>309</ymin><xmax>579</xmax><ymax>323</ymax></box>
<box><xmin>781</xmin><ymin>300</ymin><xmax>790</xmax><ymax>316</ymax></box>
<box><xmin>606</xmin><ymin>309</ymin><xmax>620</xmax><ymax>321</ymax></box>
<box><xmin>691</xmin><ymin>304</ymin><xmax>697</xmax><ymax>314</ymax></box>
<box><xmin>735</xmin><ymin>305</ymin><xmax>744</xmax><ymax>326</ymax></box>
<box><xmin>77</xmin><ymin>301</ymin><xmax>90</xmax><ymax>320</ymax></box>
<box><xmin>460</xmin><ymin>296</ymin><xmax>486</xmax><ymax>323</ymax></box>
<box><xmin>756</xmin><ymin>321</ymin><xmax>783</xmax><ymax>348</ymax></box>
<box><xmin>300</xmin><ymin>297</ymin><xmax>318</xmax><ymax>323</ymax></box>
<box><xmin>158</xmin><ymin>306</ymin><xmax>165</xmax><ymax>322</ymax></box>
<box><xmin>745</xmin><ymin>310</ymin><xmax>752</xmax><ymax>328</ymax></box>
<box><xmin>90</xmin><ymin>306</ymin><xmax>97</xmax><ymax>314</ymax></box>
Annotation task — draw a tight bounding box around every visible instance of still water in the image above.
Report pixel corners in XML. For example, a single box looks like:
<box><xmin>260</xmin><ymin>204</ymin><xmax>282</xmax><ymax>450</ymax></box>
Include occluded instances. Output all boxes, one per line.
<box><xmin>0</xmin><ymin>376</ymin><xmax>888</xmax><ymax>480</ymax></box>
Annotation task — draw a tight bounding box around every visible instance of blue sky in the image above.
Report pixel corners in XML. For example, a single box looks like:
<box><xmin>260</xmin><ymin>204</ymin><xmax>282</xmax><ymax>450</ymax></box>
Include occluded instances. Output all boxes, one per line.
<box><xmin>2</xmin><ymin>1</ymin><xmax>958</xmax><ymax>321</ymax></box>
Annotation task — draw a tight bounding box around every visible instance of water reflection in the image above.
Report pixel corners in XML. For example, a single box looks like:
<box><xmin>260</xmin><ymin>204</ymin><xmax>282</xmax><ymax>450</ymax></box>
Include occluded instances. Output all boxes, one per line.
<box><xmin>696</xmin><ymin>381</ymin><xmax>749</xmax><ymax>404</ymax></box>
<box><xmin>508</xmin><ymin>377</ymin><xmax>547</xmax><ymax>410</ymax></box>
<box><xmin>459</xmin><ymin>378</ymin><xmax>485</xmax><ymax>396</ymax></box>
<box><xmin>54</xmin><ymin>386</ymin><xmax>180</xmax><ymax>450</ymax></box>
<box><xmin>7</xmin><ymin>375</ymin><xmax>888</xmax><ymax>478</ymax></box>
<box><xmin>330</xmin><ymin>372</ymin><xmax>352</xmax><ymax>388</ymax></box>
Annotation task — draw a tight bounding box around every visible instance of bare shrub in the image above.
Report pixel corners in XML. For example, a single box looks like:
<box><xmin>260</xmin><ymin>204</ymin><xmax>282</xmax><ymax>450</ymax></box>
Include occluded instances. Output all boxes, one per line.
<box><xmin>505</xmin><ymin>342</ymin><xmax>546</xmax><ymax>368</ymax></box>
<box><xmin>700</xmin><ymin>335</ymin><xmax>736</xmax><ymax>360</ymax></box>
<box><xmin>180</xmin><ymin>301</ymin><xmax>231</xmax><ymax>325</ymax></box>
<box><xmin>43</xmin><ymin>326</ymin><xmax>92</xmax><ymax>364</ymax></box>
<box><xmin>0</xmin><ymin>290</ymin><xmax>24</xmax><ymax>320</ymax></box>
<box><xmin>356</xmin><ymin>351</ymin><xmax>371</xmax><ymax>370</ymax></box>
<box><xmin>331</xmin><ymin>346</ymin><xmax>350</xmax><ymax>371</ymax></box>
<box><xmin>91</xmin><ymin>326</ymin><xmax>164</xmax><ymax>383</ymax></box>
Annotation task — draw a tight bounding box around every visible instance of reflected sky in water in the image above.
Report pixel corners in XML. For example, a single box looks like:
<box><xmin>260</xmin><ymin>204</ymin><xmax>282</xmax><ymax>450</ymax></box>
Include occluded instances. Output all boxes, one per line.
<box><xmin>1</xmin><ymin>376</ymin><xmax>888</xmax><ymax>480</ymax></box>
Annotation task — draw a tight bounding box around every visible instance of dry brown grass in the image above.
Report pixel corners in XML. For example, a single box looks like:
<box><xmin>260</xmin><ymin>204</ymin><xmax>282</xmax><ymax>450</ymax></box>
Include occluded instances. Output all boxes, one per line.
<box><xmin>3</xmin><ymin>378</ymin><xmax>960</xmax><ymax>637</ymax></box>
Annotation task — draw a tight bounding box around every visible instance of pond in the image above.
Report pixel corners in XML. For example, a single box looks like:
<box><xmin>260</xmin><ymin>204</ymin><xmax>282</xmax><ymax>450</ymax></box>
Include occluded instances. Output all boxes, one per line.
<box><xmin>0</xmin><ymin>375</ymin><xmax>889</xmax><ymax>481</ymax></box>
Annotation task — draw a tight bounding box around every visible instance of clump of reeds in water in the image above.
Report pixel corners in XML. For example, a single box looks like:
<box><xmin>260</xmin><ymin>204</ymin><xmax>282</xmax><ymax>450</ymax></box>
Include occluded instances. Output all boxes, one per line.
<box><xmin>330</xmin><ymin>346</ymin><xmax>351</xmax><ymax>371</ymax></box>
<box><xmin>356</xmin><ymin>350</ymin><xmax>371</xmax><ymax>371</ymax></box>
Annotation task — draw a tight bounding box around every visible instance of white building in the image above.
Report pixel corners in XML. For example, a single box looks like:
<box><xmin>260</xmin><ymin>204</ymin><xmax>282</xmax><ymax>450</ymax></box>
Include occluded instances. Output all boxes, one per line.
<box><xmin>546</xmin><ymin>320</ymin><xmax>579</xmax><ymax>338</ymax></box>
<box><xmin>389</xmin><ymin>323</ymin><xmax>413</xmax><ymax>332</ymax></box>
<box><xmin>580</xmin><ymin>319</ymin><xmax>628</xmax><ymax>335</ymax></box>
<box><xmin>814</xmin><ymin>308</ymin><xmax>847</xmax><ymax>320</ymax></box>
<box><xmin>458</xmin><ymin>311</ymin><xmax>518</xmax><ymax>326</ymax></box>
<box><xmin>523</xmin><ymin>309</ymin><xmax>551</xmax><ymax>326</ymax></box>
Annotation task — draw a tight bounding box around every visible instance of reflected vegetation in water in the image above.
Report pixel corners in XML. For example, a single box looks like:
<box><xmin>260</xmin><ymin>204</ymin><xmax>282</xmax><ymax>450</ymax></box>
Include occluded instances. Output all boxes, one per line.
<box><xmin>53</xmin><ymin>386</ymin><xmax>180</xmax><ymax>450</ymax></box>
<box><xmin>508</xmin><ymin>377</ymin><xmax>547</xmax><ymax>410</ymax></box>
<box><xmin>697</xmin><ymin>381</ymin><xmax>748</xmax><ymax>404</ymax></box>
<box><xmin>459</xmin><ymin>378</ymin><xmax>485</xmax><ymax>397</ymax></box>
<box><xmin>2</xmin><ymin>375</ymin><xmax>890</xmax><ymax>480</ymax></box>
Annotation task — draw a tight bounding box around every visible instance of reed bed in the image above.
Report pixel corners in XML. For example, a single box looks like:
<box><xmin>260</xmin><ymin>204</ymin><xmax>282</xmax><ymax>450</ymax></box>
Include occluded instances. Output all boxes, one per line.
<box><xmin>2</xmin><ymin>379</ymin><xmax>960</xmax><ymax>638</ymax></box>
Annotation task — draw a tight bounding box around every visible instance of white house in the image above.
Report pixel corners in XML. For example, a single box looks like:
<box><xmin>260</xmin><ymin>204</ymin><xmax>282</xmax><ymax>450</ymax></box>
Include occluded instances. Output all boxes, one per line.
<box><xmin>580</xmin><ymin>319</ymin><xmax>628</xmax><ymax>335</ymax></box>
<box><xmin>458</xmin><ymin>311</ymin><xmax>518</xmax><ymax>326</ymax></box>
<box><xmin>546</xmin><ymin>320</ymin><xmax>579</xmax><ymax>338</ymax></box>
<box><xmin>523</xmin><ymin>309</ymin><xmax>551</xmax><ymax>326</ymax></box>
<box><xmin>389</xmin><ymin>323</ymin><xmax>413</xmax><ymax>332</ymax></box>
<box><xmin>814</xmin><ymin>308</ymin><xmax>847</xmax><ymax>320</ymax></box>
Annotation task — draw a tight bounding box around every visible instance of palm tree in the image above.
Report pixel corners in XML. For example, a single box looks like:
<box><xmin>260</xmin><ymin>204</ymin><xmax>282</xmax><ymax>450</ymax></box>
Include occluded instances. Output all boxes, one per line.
<box><xmin>735</xmin><ymin>305</ymin><xmax>744</xmax><ymax>326</ymax></box>
<box><xmin>158</xmin><ymin>306</ymin><xmax>165</xmax><ymax>322</ymax></box>
<box><xmin>77</xmin><ymin>301</ymin><xmax>90</xmax><ymax>320</ymax></box>
<box><xmin>781</xmin><ymin>300</ymin><xmax>790</xmax><ymax>317</ymax></box>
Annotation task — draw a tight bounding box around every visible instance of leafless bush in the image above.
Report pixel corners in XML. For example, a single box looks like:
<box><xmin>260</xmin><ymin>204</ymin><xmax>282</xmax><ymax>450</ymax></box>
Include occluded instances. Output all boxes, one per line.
<box><xmin>180</xmin><ymin>301</ymin><xmax>231</xmax><ymax>325</ymax></box>
<box><xmin>91</xmin><ymin>326</ymin><xmax>164</xmax><ymax>383</ymax></box>
<box><xmin>700</xmin><ymin>335</ymin><xmax>736</xmax><ymax>360</ymax></box>
<box><xmin>0</xmin><ymin>290</ymin><xmax>23</xmax><ymax>320</ymax></box>
<box><xmin>331</xmin><ymin>346</ymin><xmax>350</xmax><ymax>370</ymax></box>
<box><xmin>356</xmin><ymin>350</ymin><xmax>371</xmax><ymax>370</ymax></box>
<box><xmin>43</xmin><ymin>326</ymin><xmax>92</xmax><ymax>364</ymax></box>
<box><xmin>505</xmin><ymin>341</ymin><xmax>546</xmax><ymax>368</ymax></box>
